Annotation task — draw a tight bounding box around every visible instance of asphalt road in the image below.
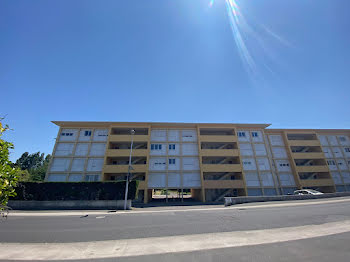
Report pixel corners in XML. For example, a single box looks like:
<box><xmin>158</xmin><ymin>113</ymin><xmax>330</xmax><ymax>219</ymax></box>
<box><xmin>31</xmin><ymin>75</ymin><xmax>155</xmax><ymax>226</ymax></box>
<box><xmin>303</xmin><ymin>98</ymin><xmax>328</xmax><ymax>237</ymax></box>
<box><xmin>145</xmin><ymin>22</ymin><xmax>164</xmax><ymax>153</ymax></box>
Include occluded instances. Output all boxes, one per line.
<box><xmin>1</xmin><ymin>197</ymin><xmax>350</xmax><ymax>261</ymax></box>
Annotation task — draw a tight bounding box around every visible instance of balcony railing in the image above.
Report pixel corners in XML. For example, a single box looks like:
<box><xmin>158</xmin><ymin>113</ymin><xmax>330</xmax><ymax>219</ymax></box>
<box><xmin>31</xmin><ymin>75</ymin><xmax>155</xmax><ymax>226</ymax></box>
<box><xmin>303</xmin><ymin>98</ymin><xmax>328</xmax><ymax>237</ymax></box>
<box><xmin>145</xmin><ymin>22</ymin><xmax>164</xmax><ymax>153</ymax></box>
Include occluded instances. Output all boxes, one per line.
<box><xmin>202</xmin><ymin>164</ymin><xmax>242</xmax><ymax>173</ymax></box>
<box><xmin>109</xmin><ymin>134</ymin><xmax>149</xmax><ymax>142</ymax></box>
<box><xmin>203</xmin><ymin>180</ymin><xmax>245</xmax><ymax>189</ymax></box>
<box><xmin>106</xmin><ymin>149</ymin><xmax>148</xmax><ymax>157</ymax></box>
<box><xmin>200</xmin><ymin>135</ymin><xmax>237</xmax><ymax>143</ymax></box>
<box><xmin>200</xmin><ymin>149</ymin><xmax>239</xmax><ymax>157</ymax></box>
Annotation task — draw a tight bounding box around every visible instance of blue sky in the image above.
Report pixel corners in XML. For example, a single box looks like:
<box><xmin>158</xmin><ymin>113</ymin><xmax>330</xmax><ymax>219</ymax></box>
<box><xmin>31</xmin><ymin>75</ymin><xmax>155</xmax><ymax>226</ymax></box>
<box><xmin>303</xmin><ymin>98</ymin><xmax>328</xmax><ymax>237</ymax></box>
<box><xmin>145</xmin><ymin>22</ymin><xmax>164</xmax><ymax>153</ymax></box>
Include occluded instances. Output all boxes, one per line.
<box><xmin>1</xmin><ymin>0</ymin><xmax>349</xmax><ymax>161</ymax></box>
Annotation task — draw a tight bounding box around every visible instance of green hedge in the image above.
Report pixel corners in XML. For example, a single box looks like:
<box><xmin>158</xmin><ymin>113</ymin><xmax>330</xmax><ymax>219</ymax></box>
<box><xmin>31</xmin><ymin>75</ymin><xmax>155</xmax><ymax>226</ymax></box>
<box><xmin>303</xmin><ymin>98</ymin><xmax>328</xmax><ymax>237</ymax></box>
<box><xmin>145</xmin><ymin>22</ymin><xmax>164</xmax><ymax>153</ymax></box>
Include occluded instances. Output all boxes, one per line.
<box><xmin>11</xmin><ymin>181</ymin><xmax>138</xmax><ymax>201</ymax></box>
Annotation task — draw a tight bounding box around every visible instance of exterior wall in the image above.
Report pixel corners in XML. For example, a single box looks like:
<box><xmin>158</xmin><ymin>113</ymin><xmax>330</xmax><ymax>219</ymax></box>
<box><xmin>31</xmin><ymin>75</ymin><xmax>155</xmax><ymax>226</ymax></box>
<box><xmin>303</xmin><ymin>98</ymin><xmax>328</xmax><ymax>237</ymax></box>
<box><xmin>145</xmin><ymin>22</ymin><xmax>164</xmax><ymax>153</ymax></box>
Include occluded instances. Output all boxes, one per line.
<box><xmin>46</xmin><ymin>127</ymin><xmax>108</xmax><ymax>182</ymax></box>
<box><xmin>318</xmin><ymin>133</ymin><xmax>350</xmax><ymax>192</ymax></box>
<box><xmin>46</xmin><ymin>121</ymin><xmax>350</xmax><ymax>203</ymax></box>
<box><xmin>148</xmin><ymin>129</ymin><xmax>201</xmax><ymax>190</ymax></box>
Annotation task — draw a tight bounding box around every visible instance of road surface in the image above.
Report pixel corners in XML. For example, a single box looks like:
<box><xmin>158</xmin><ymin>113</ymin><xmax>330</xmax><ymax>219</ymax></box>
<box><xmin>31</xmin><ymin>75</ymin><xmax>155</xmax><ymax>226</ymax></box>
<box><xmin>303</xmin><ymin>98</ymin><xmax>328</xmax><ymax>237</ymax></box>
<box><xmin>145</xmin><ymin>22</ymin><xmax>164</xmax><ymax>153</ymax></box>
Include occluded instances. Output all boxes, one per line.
<box><xmin>1</xmin><ymin>197</ymin><xmax>350</xmax><ymax>261</ymax></box>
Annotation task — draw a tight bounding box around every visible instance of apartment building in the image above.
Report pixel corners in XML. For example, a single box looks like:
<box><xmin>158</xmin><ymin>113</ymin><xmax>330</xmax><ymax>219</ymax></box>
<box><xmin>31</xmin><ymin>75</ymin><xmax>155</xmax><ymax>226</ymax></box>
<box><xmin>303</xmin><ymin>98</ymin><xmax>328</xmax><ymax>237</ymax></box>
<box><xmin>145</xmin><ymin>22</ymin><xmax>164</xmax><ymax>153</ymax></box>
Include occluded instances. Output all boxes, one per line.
<box><xmin>46</xmin><ymin>121</ymin><xmax>350</xmax><ymax>203</ymax></box>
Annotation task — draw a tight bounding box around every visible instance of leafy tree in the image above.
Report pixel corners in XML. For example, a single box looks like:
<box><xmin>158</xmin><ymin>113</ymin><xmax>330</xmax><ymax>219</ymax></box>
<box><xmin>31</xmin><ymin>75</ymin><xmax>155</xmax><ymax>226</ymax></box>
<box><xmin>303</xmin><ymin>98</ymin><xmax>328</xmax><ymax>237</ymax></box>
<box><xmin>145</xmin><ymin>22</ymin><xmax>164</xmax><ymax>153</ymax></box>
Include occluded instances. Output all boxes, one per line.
<box><xmin>0</xmin><ymin>120</ymin><xmax>20</xmax><ymax>209</ymax></box>
<box><xmin>16</xmin><ymin>152</ymin><xmax>51</xmax><ymax>181</ymax></box>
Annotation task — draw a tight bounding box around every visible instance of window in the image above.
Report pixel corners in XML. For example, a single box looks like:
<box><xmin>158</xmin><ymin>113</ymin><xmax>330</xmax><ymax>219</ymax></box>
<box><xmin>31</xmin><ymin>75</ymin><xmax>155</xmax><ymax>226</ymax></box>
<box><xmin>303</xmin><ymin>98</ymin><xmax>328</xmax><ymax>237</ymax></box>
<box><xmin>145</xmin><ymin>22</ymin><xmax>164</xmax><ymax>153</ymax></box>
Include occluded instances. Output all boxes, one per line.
<box><xmin>84</xmin><ymin>130</ymin><xmax>91</xmax><ymax>136</ymax></box>
<box><xmin>169</xmin><ymin>159</ymin><xmax>176</xmax><ymax>165</ymax></box>
<box><xmin>327</xmin><ymin>160</ymin><xmax>336</xmax><ymax>165</ymax></box>
<box><xmin>151</xmin><ymin>144</ymin><xmax>162</xmax><ymax>150</ymax></box>
<box><xmin>238</xmin><ymin>132</ymin><xmax>246</xmax><ymax>137</ymax></box>
<box><xmin>252</xmin><ymin>132</ymin><xmax>258</xmax><ymax>137</ymax></box>
<box><xmin>280</xmin><ymin>163</ymin><xmax>289</xmax><ymax>167</ymax></box>
<box><xmin>169</xmin><ymin>144</ymin><xmax>176</xmax><ymax>150</ymax></box>
<box><xmin>339</xmin><ymin>137</ymin><xmax>346</xmax><ymax>142</ymax></box>
<box><xmin>61</xmin><ymin>132</ymin><xmax>73</xmax><ymax>136</ymax></box>
<box><xmin>345</xmin><ymin>148</ymin><xmax>350</xmax><ymax>152</ymax></box>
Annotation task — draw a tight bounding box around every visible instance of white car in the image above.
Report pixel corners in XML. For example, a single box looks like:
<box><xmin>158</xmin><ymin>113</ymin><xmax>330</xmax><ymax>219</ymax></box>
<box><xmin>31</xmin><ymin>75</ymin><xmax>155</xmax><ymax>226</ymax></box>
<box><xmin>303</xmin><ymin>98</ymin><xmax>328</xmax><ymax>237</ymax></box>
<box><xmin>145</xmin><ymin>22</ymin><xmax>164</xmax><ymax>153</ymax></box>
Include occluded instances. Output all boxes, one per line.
<box><xmin>293</xmin><ymin>189</ymin><xmax>324</xmax><ymax>195</ymax></box>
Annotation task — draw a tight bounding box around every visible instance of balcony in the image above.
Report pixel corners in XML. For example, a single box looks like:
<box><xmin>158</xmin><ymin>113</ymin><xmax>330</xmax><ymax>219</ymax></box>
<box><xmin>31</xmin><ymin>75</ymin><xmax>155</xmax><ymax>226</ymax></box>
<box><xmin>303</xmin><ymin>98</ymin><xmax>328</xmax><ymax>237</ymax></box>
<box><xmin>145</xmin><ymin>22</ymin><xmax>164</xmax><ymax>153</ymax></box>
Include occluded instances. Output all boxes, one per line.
<box><xmin>103</xmin><ymin>164</ymin><xmax>147</xmax><ymax>173</ymax></box>
<box><xmin>203</xmin><ymin>180</ymin><xmax>245</xmax><ymax>189</ymax></box>
<box><xmin>288</xmin><ymin>140</ymin><xmax>321</xmax><ymax>147</ymax></box>
<box><xmin>201</xmin><ymin>149</ymin><xmax>239</xmax><ymax>157</ymax></box>
<box><xmin>106</xmin><ymin>149</ymin><xmax>148</xmax><ymax>157</ymax></box>
<box><xmin>202</xmin><ymin>164</ymin><xmax>242</xmax><ymax>173</ymax></box>
<box><xmin>200</xmin><ymin>135</ymin><xmax>237</xmax><ymax>143</ymax></box>
<box><xmin>109</xmin><ymin>135</ymin><xmax>149</xmax><ymax>142</ymax></box>
<box><xmin>292</xmin><ymin>152</ymin><xmax>325</xmax><ymax>159</ymax></box>
<box><xmin>295</xmin><ymin>165</ymin><xmax>329</xmax><ymax>173</ymax></box>
<box><xmin>300</xmin><ymin>179</ymin><xmax>334</xmax><ymax>187</ymax></box>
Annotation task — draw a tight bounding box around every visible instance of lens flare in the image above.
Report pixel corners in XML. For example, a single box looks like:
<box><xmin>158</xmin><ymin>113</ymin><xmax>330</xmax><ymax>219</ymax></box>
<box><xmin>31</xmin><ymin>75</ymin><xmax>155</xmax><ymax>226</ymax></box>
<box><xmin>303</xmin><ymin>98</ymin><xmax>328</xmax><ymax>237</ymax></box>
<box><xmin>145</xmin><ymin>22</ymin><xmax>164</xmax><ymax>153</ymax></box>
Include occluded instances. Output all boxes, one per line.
<box><xmin>209</xmin><ymin>0</ymin><xmax>291</xmax><ymax>83</ymax></box>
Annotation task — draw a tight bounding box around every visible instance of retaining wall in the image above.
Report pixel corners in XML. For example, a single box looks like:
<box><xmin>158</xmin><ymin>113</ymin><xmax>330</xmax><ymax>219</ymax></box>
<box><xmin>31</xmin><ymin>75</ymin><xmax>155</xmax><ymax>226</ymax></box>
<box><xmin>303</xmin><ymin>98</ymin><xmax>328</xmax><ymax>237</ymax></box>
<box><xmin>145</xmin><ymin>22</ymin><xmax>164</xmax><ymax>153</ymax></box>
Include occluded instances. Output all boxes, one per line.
<box><xmin>224</xmin><ymin>192</ymin><xmax>350</xmax><ymax>206</ymax></box>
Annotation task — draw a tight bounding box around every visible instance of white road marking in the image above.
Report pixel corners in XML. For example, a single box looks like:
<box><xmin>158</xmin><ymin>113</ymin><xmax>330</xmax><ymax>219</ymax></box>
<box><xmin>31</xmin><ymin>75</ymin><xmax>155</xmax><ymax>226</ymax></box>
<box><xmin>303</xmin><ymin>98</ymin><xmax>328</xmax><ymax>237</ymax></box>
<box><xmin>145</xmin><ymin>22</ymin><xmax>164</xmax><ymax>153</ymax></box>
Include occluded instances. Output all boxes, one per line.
<box><xmin>1</xmin><ymin>220</ymin><xmax>350</xmax><ymax>260</ymax></box>
<box><xmin>9</xmin><ymin>197</ymin><xmax>350</xmax><ymax>217</ymax></box>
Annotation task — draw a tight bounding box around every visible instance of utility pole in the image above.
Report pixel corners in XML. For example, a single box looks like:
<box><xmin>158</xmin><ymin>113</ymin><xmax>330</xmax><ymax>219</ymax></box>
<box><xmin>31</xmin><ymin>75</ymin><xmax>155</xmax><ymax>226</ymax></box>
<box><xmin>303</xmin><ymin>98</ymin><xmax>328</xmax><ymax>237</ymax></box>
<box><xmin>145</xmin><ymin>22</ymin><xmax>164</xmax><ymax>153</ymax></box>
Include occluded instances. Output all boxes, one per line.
<box><xmin>124</xmin><ymin>129</ymin><xmax>135</xmax><ymax>210</ymax></box>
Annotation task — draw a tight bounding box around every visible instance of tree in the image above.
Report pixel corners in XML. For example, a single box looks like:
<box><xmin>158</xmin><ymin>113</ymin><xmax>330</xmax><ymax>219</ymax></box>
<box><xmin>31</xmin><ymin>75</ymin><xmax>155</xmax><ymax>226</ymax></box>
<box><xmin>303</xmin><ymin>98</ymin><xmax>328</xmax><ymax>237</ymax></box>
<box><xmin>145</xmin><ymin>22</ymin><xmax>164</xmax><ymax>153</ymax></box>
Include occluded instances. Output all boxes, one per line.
<box><xmin>16</xmin><ymin>152</ymin><xmax>51</xmax><ymax>181</ymax></box>
<box><xmin>0</xmin><ymin>120</ymin><xmax>20</xmax><ymax>209</ymax></box>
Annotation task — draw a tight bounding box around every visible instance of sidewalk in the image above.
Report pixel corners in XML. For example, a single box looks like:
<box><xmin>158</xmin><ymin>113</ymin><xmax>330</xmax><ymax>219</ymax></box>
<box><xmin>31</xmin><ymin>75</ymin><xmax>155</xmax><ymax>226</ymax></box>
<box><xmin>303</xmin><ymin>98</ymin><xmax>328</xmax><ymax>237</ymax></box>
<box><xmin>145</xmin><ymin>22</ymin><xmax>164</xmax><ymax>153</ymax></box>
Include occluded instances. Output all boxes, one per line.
<box><xmin>8</xmin><ymin>197</ymin><xmax>350</xmax><ymax>217</ymax></box>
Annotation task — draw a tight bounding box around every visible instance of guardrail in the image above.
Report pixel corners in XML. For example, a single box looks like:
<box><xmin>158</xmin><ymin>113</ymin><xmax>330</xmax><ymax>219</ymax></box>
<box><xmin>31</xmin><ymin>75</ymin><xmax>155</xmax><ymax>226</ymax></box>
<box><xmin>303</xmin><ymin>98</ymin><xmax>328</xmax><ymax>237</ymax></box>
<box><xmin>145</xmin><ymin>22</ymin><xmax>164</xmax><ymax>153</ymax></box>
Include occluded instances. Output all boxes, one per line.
<box><xmin>224</xmin><ymin>192</ymin><xmax>350</xmax><ymax>206</ymax></box>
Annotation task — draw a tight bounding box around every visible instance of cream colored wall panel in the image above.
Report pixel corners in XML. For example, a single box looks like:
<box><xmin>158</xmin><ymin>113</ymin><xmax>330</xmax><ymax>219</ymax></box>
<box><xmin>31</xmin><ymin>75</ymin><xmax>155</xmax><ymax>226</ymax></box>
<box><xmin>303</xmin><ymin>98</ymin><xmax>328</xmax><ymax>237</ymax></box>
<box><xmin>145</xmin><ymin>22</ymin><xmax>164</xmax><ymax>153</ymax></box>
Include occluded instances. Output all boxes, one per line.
<box><xmin>257</xmin><ymin>158</ymin><xmax>270</xmax><ymax>171</ymax></box>
<box><xmin>239</xmin><ymin>143</ymin><xmax>253</xmax><ymax>156</ymax></box>
<box><xmin>182</xmin><ymin>143</ymin><xmax>198</xmax><ymax>156</ymax></box>
<box><xmin>275</xmin><ymin>160</ymin><xmax>291</xmax><ymax>172</ymax></box>
<box><xmin>149</xmin><ymin>157</ymin><xmax>167</xmax><ymax>171</ymax></box>
<box><xmin>50</xmin><ymin>158</ymin><xmax>70</xmax><ymax>172</ymax></box>
<box><xmin>47</xmin><ymin>174</ymin><xmax>66</xmax><ymax>182</ymax></box>
<box><xmin>327</xmin><ymin>135</ymin><xmax>338</xmax><ymax>146</ymax></box>
<box><xmin>55</xmin><ymin>143</ymin><xmax>74</xmax><ymax>156</ymax></box>
<box><xmin>237</xmin><ymin>130</ymin><xmax>250</xmax><ymax>142</ymax></box>
<box><xmin>151</xmin><ymin>130</ymin><xmax>166</xmax><ymax>142</ymax></box>
<box><xmin>181</xmin><ymin>130</ymin><xmax>197</xmax><ymax>142</ymax></box>
<box><xmin>242</xmin><ymin>158</ymin><xmax>257</xmax><ymax>170</ymax></box>
<box><xmin>269</xmin><ymin>135</ymin><xmax>284</xmax><ymax>146</ymax></box>
<box><xmin>332</xmin><ymin>147</ymin><xmax>343</xmax><ymax>158</ymax></box>
<box><xmin>318</xmin><ymin>135</ymin><xmax>328</xmax><ymax>146</ymax></box>
<box><xmin>251</xmin><ymin>131</ymin><xmax>263</xmax><ymax>143</ymax></box>
<box><xmin>343</xmin><ymin>147</ymin><xmax>350</xmax><ymax>158</ymax></box>
<box><xmin>279</xmin><ymin>173</ymin><xmax>295</xmax><ymax>186</ymax></box>
<box><xmin>79</xmin><ymin>129</ymin><xmax>92</xmax><ymax>141</ymax></box>
<box><xmin>338</xmin><ymin>135</ymin><xmax>350</xmax><ymax>146</ymax></box>
<box><xmin>71</xmin><ymin>158</ymin><xmax>85</xmax><ymax>172</ymax></box>
<box><xmin>254</xmin><ymin>144</ymin><xmax>267</xmax><ymax>156</ymax></box>
<box><xmin>148</xmin><ymin>173</ymin><xmax>166</xmax><ymax>188</ymax></box>
<box><xmin>93</xmin><ymin>129</ymin><xmax>108</xmax><ymax>141</ymax></box>
<box><xmin>86</xmin><ymin>158</ymin><xmax>104</xmax><ymax>171</ymax></box>
<box><xmin>272</xmin><ymin>147</ymin><xmax>287</xmax><ymax>158</ymax></box>
<box><xmin>168</xmin><ymin>173</ymin><xmax>181</xmax><ymax>187</ymax></box>
<box><xmin>59</xmin><ymin>129</ymin><xmax>78</xmax><ymax>142</ymax></box>
<box><xmin>337</xmin><ymin>159</ymin><xmax>347</xmax><ymax>170</ymax></box>
<box><xmin>68</xmin><ymin>174</ymin><xmax>83</xmax><ymax>182</ymax></box>
<box><xmin>90</xmin><ymin>143</ymin><xmax>106</xmax><ymax>156</ymax></box>
<box><xmin>322</xmin><ymin>147</ymin><xmax>333</xmax><ymax>158</ymax></box>
<box><xmin>341</xmin><ymin>172</ymin><xmax>350</xmax><ymax>183</ymax></box>
<box><xmin>168</xmin><ymin>143</ymin><xmax>180</xmax><ymax>155</ymax></box>
<box><xmin>331</xmin><ymin>172</ymin><xmax>343</xmax><ymax>185</ymax></box>
<box><xmin>168</xmin><ymin>130</ymin><xmax>180</xmax><ymax>142</ymax></box>
<box><xmin>183</xmin><ymin>173</ymin><xmax>201</xmax><ymax>187</ymax></box>
<box><xmin>168</xmin><ymin>157</ymin><xmax>180</xmax><ymax>171</ymax></box>
<box><xmin>260</xmin><ymin>172</ymin><xmax>274</xmax><ymax>186</ymax></box>
<box><xmin>150</xmin><ymin>143</ymin><xmax>166</xmax><ymax>156</ymax></box>
<box><xmin>182</xmin><ymin>157</ymin><xmax>199</xmax><ymax>170</ymax></box>
<box><xmin>245</xmin><ymin>172</ymin><xmax>260</xmax><ymax>186</ymax></box>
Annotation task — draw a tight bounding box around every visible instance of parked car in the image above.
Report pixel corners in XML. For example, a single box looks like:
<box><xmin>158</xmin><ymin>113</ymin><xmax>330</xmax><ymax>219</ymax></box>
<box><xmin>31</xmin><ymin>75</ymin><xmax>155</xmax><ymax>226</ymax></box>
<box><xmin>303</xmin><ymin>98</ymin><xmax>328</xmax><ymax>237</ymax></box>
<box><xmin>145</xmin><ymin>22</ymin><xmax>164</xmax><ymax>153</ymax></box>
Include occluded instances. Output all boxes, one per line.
<box><xmin>293</xmin><ymin>189</ymin><xmax>324</xmax><ymax>195</ymax></box>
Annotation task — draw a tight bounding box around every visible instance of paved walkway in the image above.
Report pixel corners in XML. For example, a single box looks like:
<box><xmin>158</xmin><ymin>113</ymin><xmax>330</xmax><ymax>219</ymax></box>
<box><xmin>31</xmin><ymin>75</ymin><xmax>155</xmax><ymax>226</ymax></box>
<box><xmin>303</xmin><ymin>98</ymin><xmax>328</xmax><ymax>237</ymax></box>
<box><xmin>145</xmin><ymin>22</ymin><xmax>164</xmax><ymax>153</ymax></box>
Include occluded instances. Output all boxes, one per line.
<box><xmin>8</xmin><ymin>197</ymin><xmax>350</xmax><ymax>217</ymax></box>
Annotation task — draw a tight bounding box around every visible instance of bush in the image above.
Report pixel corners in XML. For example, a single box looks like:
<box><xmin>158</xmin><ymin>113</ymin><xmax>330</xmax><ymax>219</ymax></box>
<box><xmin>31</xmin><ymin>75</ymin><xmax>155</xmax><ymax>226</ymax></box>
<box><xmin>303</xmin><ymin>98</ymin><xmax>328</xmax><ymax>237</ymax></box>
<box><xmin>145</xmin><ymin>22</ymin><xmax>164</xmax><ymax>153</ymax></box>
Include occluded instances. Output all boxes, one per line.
<box><xmin>11</xmin><ymin>181</ymin><xmax>138</xmax><ymax>201</ymax></box>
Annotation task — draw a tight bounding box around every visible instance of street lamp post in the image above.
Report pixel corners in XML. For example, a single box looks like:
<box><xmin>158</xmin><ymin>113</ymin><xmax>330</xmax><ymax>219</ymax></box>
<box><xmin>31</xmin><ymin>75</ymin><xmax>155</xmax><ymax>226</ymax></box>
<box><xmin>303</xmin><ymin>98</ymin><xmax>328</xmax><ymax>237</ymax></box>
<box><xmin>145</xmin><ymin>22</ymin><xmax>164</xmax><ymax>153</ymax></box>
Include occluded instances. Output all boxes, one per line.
<box><xmin>124</xmin><ymin>129</ymin><xmax>135</xmax><ymax>210</ymax></box>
